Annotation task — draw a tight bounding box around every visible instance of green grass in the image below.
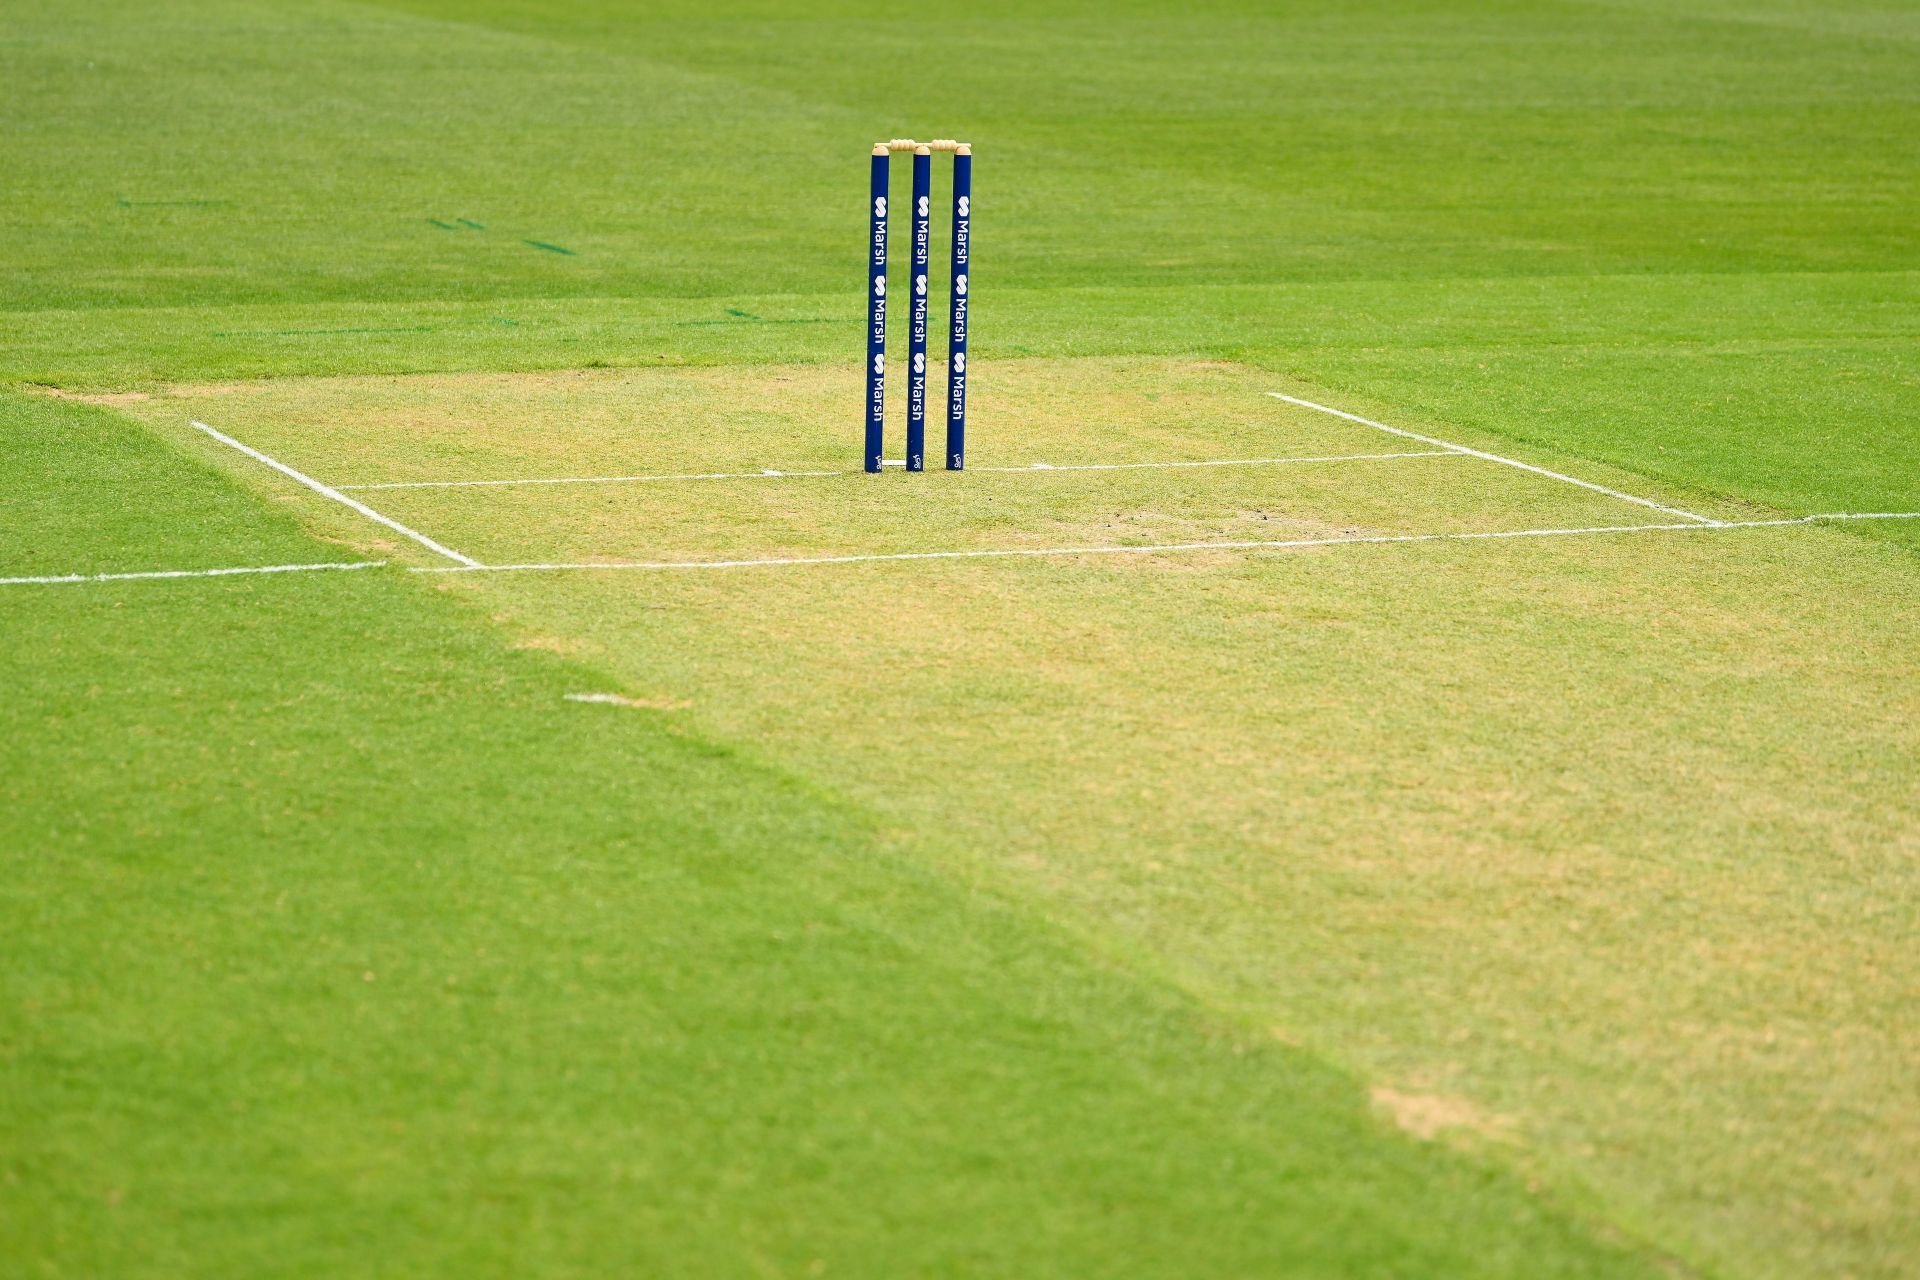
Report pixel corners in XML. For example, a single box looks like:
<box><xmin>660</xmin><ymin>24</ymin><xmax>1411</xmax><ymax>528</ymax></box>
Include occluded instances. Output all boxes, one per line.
<box><xmin>4</xmin><ymin>0</ymin><xmax>1919</xmax><ymax>1276</ymax></box>
<box><xmin>1</xmin><ymin>391</ymin><xmax>1667</xmax><ymax>1277</ymax></box>
<box><xmin>0</xmin><ymin>393</ymin><xmax>330</xmax><ymax>577</ymax></box>
<box><xmin>110</xmin><ymin>356</ymin><xmax>1920</xmax><ymax>1279</ymax></box>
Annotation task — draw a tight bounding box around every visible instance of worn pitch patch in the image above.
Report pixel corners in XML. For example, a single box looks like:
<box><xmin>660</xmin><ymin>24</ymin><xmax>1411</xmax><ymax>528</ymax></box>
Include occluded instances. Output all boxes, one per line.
<box><xmin>1372</xmin><ymin>1087</ymin><xmax>1515</xmax><ymax>1145</ymax></box>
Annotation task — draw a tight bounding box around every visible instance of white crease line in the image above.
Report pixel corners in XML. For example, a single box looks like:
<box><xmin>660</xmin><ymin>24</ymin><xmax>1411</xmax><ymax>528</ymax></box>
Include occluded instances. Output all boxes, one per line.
<box><xmin>188</xmin><ymin>420</ymin><xmax>483</xmax><ymax>566</ymax></box>
<box><xmin>0</xmin><ymin>561</ymin><xmax>383</xmax><ymax>587</ymax></box>
<box><xmin>1266</xmin><ymin>392</ymin><xmax>1722</xmax><ymax>525</ymax></box>
<box><xmin>9</xmin><ymin>513</ymin><xmax>1911</xmax><ymax>589</ymax></box>
<box><xmin>339</xmin><ymin>468</ymin><xmax>843</xmax><ymax>491</ymax></box>
<box><xmin>1814</xmin><ymin>511</ymin><xmax>1920</xmax><ymax>520</ymax></box>
<box><xmin>334</xmin><ymin>451</ymin><xmax>1460</xmax><ymax>490</ymax></box>
<box><xmin>974</xmin><ymin>451</ymin><xmax>1459</xmax><ymax>473</ymax></box>
<box><xmin>408</xmin><ymin>513</ymin><xmax>1920</xmax><ymax>576</ymax></box>
<box><xmin>563</xmin><ymin>692</ymin><xmax>690</xmax><ymax>708</ymax></box>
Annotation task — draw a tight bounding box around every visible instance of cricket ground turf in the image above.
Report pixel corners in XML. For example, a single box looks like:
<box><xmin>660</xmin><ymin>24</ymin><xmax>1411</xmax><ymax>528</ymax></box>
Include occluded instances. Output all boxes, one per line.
<box><xmin>3</xmin><ymin>2</ymin><xmax>1917</xmax><ymax>1277</ymax></box>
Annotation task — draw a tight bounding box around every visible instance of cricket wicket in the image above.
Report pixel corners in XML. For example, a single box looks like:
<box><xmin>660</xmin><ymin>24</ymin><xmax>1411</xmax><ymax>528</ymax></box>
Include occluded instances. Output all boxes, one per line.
<box><xmin>865</xmin><ymin>140</ymin><xmax>971</xmax><ymax>473</ymax></box>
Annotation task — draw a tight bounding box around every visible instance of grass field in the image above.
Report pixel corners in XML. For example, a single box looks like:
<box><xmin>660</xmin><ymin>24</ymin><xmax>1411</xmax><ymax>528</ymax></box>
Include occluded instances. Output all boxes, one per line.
<box><xmin>4</xmin><ymin>2</ymin><xmax>1918</xmax><ymax>1277</ymax></box>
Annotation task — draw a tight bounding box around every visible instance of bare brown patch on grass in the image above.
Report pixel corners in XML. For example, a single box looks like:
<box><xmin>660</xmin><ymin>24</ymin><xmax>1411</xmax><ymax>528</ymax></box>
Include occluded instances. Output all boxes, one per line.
<box><xmin>1373</xmin><ymin>1086</ymin><xmax>1515</xmax><ymax>1144</ymax></box>
<box><xmin>23</xmin><ymin>385</ymin><xmax>150</xmax><ymax>405</ymax></box>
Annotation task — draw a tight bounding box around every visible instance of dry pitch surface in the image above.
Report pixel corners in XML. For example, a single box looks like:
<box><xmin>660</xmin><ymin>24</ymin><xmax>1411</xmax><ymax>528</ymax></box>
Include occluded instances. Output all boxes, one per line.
<box><xmin>95</xmin><ymin>357</ymin><xmax>1920</xmax><ymax>1276</ymax></box>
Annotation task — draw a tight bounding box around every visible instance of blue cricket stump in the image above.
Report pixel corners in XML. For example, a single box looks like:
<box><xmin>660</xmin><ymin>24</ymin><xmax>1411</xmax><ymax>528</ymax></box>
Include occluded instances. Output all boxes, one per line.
<box><xmin>866</xmin><ymin>139</ymin><xmax>970</xmax><ymax>474</ymax></box>
<box><xmin>864</xmin><ymin>145</ymin><xmax>889</xmax><ymax>474</ymax></box>
<box><xmin>946</xmin><ymin>145</ymin><xmax>971</xmax><ymax>470</ymax></box>
<box><xmin>906</xmin><ymin>146</ymin><xmax>932</xmax><ymax>472</ymax></box>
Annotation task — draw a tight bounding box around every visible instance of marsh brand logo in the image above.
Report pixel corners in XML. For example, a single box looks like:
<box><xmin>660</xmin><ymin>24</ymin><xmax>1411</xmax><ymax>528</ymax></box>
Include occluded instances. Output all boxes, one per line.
<box><xmin>915</xmin><ymin>273</ymin><xmax>927</xmax><ymax>297</ymax></box>
<box><xmin>913</xmin><ymin>353</ymin><xmax>925</xmax><ymax>374</ymax></box>
<box><xmin>873</xmin><ymin>354</ymin><xmax>885</xmax><ymax>375</ymax></box>
<box><xmin>873</xmin><ymin>196</ymin><xmax>886</xmax><ymax>218</ymax></box>
<box><xmin>957</xmin><ymin>196</ymin><xmax>969</xmax><ymax>218</ymax></box>
<box><xmin>954</xmin><ymin>274</ymin><xmax>967</xmax><ymax>296</ymax></box>
<box><xmin>952</xmin><ymin>353</ymin><xmax>965</xmax><ymax>374</ymax></box>
<box><xmin>917</xmin><ymin>196</ymin><xmax>929</xmax><ymax>217</ymax></box>
<box><xmin>873</xmin><ymin>276</ymin><xmax>885</xmax><ymax>297</ymax></box>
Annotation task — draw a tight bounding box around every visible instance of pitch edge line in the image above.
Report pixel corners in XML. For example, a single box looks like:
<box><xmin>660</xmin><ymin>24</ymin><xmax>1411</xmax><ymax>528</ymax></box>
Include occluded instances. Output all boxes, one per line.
<box><xmin>188</xmin><ymin>420</ymin><xmax>484</xmax><ymax>567</ymax></box>
<box><xmin>334</xmin><ymin>451</ymin><xmax>1460</xmax><ymax>491</ymax></box>
<box><xmin>407</xmin><ymin>513</ymin><xmax>1920</xmax><ymax>575</ymax></box>
<box><xmin>0</xmin><ymin>561</ymin><xmax>384</xmax><ymax>587</ymax></box>
<box><xmin>1265</xmin><ymin>392</ymin><xmax>1722</xmax><ymax>525</ymax></box>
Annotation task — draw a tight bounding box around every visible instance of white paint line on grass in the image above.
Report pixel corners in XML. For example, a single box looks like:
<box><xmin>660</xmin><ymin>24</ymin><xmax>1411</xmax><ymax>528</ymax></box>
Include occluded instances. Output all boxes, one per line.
<box><xmin>7</xmin><ymin>514</ymin><xmax>1912</xmax><ymax>589</ymax></box>
<box><xmin>408</xmin><ymin>513</ymin><xmax>1920</xmax><ymax>576</ymax></box>
<box><xmin>565</xmin><ymin>692</ymin><xmax>692</xmax><ymax>709</ymax></box>
<box><xmin>1266</xmin><ymin>392</ymin><xmax>1722</xmax><ymax>525</ymax></box>
<box><xmin>973</xmin><ymin>451</ymin><xmax>1459</xmax><ymax>473</ymax></box>
<box><xmin>334</xmin><ymin>451</ymin><xmax>1461</xmax><ymax>491</ymax></box>
<box><xmin>340</xmin><ymin>468</ymin><xmax>843</xmax><ymax>491</ymax></box>
<box><xmin>0</xmin><ymin>561</ymin><xmax>384</xmax><ymax>587</ymax></box>
<box><xmin>188</xmin><ymin>420</ymin><xmax>483</xmax><ymax>567</ymax></box>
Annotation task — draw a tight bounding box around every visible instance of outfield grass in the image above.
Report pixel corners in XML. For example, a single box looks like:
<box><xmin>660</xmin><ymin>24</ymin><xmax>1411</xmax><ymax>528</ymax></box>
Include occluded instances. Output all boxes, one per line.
<box><xmin>5</xmin><ymin>0</ymin><xmax>1918</xmax><ymax>1276</ymax></box>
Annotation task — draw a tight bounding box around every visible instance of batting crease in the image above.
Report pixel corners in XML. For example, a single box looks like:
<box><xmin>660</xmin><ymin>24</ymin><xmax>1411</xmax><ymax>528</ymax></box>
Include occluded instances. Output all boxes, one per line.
<box><xmin>6</xmin><ymin>514</ymin><xmax>1913</xmax><ymax>587</ymax></box>
<box><xmin>334</xmin><ymin>451</ymin><xmax>1461</xmax><ymax>491</ymax></box>
<box><xmin>409</xmin><ymin>513</ymin><xmax>1920</xmax><ymax>575</ymax></box>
